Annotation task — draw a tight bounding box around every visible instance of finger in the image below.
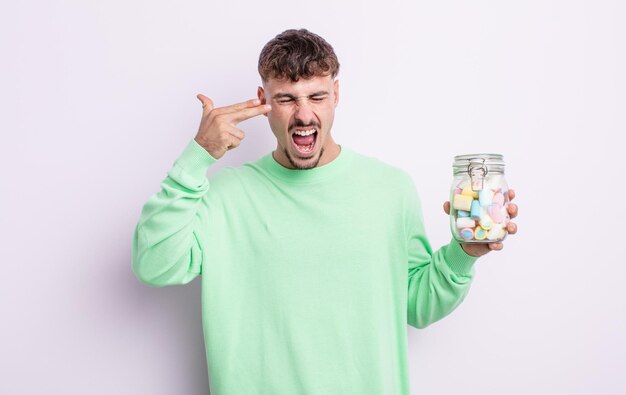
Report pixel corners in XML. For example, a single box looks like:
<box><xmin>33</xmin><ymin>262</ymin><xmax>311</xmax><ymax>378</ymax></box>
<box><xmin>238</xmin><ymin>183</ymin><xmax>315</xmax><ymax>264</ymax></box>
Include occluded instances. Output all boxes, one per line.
<box><xmin>213</xmin><ymin>98</ymin><xmax>262</xmax><ymax>115</ymax></box>
<box><xmin>489</xmin><ymin>242</ymin><xmax>503</xmax><ymax>251</ymax></box>
<box><xmin>217</xmin><ymin>128</ymin><xmax>243</xmax><ymax>150</ymax></box>
<box><xmin>197</xmin><ymin>94</ymin><xmax>214</xmax><ymax>114</ymax></box>
<box><xmin>225</xmin><ymin>134</ymin><xmax>242</xmax><ymax>151</ymax></box>
<box><xmin>506</xmin><ymin>222</ymin><xmax>517</xmax><ymax>234</ymax></box>
<box><xmin>443</xmin><ymin>201</ymin><xmax>450</xmax><ymax>215</ymax></box>
<box><xmin>227</xmin><ymin>103</ymin><xmax>273</xmax><ymax>123</ymax></box>
<box><xmin>508</xmin><ymin>203</ymin><xmax>518</xmax><ymax>218</ymax></box>
<box><xmin>508</xmin><ymin>189</ymin><xmax>516</xmax><ymax>201</ymax></box>
<box><xmin>225</xmin><ymin>126</ymin><xmax>245</xmax><ymax>141</ymax></box>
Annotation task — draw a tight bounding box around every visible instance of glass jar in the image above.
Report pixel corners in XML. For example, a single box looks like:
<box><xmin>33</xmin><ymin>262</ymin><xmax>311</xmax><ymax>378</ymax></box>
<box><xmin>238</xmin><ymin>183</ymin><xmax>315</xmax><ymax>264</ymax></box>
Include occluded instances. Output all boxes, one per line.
<box><xmin>449</xmin><ymin>154</ymin><xmax>510</xmax><ymax>243</ymax></box>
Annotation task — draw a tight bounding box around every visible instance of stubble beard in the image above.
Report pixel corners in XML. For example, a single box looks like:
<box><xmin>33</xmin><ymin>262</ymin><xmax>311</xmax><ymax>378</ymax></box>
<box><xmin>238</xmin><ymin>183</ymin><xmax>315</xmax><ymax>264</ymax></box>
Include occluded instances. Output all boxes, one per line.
<box><xmin>284</xmin><ymin>146</ymin><xmax>325</xmax><ymax>170</ymax></box>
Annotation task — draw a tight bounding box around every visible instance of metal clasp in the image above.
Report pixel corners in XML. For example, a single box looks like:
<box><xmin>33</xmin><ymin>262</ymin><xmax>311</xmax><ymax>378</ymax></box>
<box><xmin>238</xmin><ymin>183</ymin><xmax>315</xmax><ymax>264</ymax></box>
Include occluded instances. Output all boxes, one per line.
<box><xmin>467</xmin><ymin>158</ymin><xmax>488</xmax><ymax>191</ymax></box>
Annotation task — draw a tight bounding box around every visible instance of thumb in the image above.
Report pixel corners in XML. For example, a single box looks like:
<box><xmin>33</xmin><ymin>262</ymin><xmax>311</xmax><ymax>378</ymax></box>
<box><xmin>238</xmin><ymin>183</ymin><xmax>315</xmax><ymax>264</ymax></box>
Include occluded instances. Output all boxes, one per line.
<box><xmin>197</xmin><ymin>94</ymin><xmax>214</xmax><ymax>113</ymax></box>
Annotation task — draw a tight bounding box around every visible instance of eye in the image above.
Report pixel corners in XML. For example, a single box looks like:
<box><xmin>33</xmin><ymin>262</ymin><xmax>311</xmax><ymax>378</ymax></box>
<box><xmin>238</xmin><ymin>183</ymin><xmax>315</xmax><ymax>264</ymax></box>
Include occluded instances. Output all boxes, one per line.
<box><xmin>310</xmin><ymin>95</ymin><xmax>327</xmax><ymax>102</ymax></box>
<box><xmin>277</xmin><ymin>98</ymin><xmax>295</xmax><ymax>104</ymax></box>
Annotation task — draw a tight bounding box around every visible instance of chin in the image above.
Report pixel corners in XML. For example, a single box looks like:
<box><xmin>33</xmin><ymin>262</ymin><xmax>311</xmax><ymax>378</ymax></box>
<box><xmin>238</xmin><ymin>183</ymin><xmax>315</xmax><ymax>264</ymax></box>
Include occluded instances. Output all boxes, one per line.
<box><xmin>285</xmin><ymin>147</ymin><xmax>324</xmax><ymax>170</ymax></box>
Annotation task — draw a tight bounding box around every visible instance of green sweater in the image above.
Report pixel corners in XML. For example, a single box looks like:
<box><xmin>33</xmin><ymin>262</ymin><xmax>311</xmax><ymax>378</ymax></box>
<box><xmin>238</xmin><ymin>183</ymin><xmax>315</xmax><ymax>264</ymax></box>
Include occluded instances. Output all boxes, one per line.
<box><xmin>132</xmin><ymin>139</ymin><xmax>478</xmax><ymax>395</ymax></box>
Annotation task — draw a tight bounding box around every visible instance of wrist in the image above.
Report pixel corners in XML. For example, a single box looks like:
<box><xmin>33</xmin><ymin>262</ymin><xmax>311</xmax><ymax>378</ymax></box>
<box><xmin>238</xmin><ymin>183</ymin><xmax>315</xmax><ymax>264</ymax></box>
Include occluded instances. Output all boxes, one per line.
<box><xmin>460</xmin><ymin>243</ymin><xmax>480</xmax><ymax>257</ymax></box>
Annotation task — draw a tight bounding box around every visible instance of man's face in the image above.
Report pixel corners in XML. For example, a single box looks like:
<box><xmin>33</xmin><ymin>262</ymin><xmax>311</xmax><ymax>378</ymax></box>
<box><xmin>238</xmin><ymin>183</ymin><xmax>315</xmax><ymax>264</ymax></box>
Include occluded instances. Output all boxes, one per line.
<box><xmin>258</xmin><ymin>75</ymin><xmax>339</xmax><ymax>170</ymax></box>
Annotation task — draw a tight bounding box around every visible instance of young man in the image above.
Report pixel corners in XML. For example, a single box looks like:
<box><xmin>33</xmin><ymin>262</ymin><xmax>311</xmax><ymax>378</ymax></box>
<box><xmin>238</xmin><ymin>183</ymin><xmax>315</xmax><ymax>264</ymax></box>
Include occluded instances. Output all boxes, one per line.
<box><xmin>132</xmin><ymin>28</ymin><xmax>518</xmax><ymax>395</ymax></box>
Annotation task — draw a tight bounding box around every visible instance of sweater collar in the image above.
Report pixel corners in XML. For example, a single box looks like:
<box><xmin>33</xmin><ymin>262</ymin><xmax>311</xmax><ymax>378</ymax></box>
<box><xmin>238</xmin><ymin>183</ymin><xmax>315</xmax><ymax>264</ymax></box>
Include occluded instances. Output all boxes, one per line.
<box><xmin>259</xmin><ymin>144</ymin><xmax>354</xmax><ymax>184</ymax></box>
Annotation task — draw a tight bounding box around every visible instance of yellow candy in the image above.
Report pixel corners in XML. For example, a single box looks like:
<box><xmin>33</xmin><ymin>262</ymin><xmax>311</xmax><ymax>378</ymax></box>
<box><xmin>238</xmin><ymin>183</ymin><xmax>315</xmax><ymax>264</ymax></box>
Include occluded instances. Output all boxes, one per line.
<box><xmin>462</xmin><ymin>185</ymin><xmax>479</xmax><ymax>199</ymax></box>
<box><xmin>474</xmin><ymin>226</ymin><xmax>488</xmax><ymax>240</ymax></box>
<box><xmin>453</xmin><ymin>194</ymin><xmax>473</xmax><ymax>211</ymax></box>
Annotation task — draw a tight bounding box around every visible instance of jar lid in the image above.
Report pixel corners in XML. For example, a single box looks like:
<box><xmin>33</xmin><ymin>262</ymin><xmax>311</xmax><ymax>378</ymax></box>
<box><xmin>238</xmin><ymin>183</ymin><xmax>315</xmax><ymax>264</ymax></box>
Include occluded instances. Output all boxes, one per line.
<box><xmin>453</xmin><ymin>153</ymin><xmax>505</xmax><ymax>175</ymax></box>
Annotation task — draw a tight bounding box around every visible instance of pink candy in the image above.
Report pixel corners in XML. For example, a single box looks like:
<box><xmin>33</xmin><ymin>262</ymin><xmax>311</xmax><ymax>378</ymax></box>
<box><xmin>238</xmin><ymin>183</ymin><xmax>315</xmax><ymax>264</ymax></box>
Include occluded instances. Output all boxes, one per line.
<box><xmin>492</xmin><ymin>192</ymin><xmax>505</xmax><ymax>206</ymax></box>
<box><xmin>489</xmin><ymin>204</ymin><xmax>505</xmax><ymax>223</ymax></box>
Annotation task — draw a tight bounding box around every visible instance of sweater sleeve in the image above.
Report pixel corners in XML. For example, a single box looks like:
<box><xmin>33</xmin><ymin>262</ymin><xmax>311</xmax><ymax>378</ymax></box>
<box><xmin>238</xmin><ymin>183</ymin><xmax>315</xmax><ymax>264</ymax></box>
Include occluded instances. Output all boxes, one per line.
<box><xmin>132</xmin><ymin>139</ymin><xmax>218</xmax><ymax>287</ymax></box>
<box><xmin>403</xmin><ymin>174</ymin><xmax>479</xmax><ymax>329</ymax></box>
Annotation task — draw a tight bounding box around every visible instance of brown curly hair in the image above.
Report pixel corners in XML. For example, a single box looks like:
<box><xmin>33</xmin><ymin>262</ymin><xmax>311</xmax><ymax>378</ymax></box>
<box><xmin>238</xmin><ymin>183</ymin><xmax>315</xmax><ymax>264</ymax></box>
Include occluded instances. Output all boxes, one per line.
<box><xmin>258</xmin><ymin>29</ymin><xmax>340</xmax><ymax>82</ymax></box>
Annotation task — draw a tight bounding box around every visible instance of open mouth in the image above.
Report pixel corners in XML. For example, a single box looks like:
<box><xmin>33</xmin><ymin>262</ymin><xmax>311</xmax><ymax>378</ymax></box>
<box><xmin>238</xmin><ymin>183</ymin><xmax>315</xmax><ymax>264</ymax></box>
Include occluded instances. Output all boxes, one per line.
<box><xmin>291</xmin><ymin>128</ymin><xmax>318</xmax><ymax>156</ymax></box>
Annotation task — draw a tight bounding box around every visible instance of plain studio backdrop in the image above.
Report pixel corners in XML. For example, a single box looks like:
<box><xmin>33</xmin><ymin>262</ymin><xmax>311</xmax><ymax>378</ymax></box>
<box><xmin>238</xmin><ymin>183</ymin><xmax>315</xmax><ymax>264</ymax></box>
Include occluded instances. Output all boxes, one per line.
<box><xmin>1</xmin><ymin>0</ymin><xmax>624</xmax><ymax>394</ymax></box>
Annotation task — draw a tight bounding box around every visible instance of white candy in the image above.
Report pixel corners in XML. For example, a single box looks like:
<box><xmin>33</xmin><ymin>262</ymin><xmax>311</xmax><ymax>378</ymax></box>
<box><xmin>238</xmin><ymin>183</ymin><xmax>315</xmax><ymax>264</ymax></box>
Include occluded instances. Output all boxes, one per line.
<box><xmin>458</xmin><ymin>180</ymin><xmax>470</xmax><ymax>190</ymax></box>
<box><xmin>479</xmin><ymin>214</ymin><xmax>494</xmax><ymax>230</ymax></box>
<box><xmin>487</xmin><ymin>223</ymin><xmax>504</xmax><ymax>241</ymax></box>
<box><xmin>484</xmin><ymin>175</ymin><xmax>503</xmax><ymax>192</ymax></box>
<box><xmin>456</xmin><ymin>217</ymin><xmax>476</xmax><ymax>229</ymax></box>
<box><xmin>479</xmin><ymin>189</ymin><xmax>493</xmax><ymax>206</ymax></box>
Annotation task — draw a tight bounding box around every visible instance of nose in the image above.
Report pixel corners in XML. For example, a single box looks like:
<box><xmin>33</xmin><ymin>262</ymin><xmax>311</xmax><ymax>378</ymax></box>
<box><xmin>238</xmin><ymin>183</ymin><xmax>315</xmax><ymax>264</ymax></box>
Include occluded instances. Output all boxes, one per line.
<box><xmin>294</xmin><ymin>99</ymin><xmax>316</xmax><ymax>125</ymax></box>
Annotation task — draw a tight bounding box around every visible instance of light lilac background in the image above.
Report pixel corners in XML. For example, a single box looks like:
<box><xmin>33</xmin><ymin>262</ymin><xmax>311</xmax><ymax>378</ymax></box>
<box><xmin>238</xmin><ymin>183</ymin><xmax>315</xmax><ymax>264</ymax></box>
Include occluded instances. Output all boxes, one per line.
<box><xmin>2</xmin><ymin>0</ymin><xmax>624</xmax><ymax>394</ymax></box>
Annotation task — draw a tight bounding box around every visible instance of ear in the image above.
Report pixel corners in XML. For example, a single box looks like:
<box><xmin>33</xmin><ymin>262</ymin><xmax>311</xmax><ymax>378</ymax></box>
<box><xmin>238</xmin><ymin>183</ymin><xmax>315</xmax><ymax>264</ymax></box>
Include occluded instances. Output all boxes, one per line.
<box><xmin>333</xmin><ymin>79</ymin><xmax>339</xmax><ymax>107</ymax></box>
<box><xmin>258</xmin><ymin>86</ymin><xmax>266</xmax><ymax>103</ymax></box>
<box><xmin>257</xmin><ymin>86</ymin><xmax>268</xmax><ymax>117</ymax></box>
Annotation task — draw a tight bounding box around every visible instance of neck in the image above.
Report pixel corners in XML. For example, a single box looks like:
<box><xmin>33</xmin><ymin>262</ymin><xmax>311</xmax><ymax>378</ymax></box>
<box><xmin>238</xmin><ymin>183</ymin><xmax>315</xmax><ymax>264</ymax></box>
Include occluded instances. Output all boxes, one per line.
<box><xmin>317</xmin><ymin>141</ymin><xmax>342</xmax><ymax>167</ymax></box>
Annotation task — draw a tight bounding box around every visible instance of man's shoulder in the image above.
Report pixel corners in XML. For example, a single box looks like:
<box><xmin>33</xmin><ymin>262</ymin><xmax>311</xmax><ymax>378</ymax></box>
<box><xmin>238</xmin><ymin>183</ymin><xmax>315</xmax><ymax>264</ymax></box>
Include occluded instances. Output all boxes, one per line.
<box><xmin>348</xmin><ymin>148</ymin><xmax>414</xmax><ymax>186</ymax></box>
<box><xmin>203</xmin><ymin>154</ymin><xmax>265</xmax><ymax>186</ymax></box>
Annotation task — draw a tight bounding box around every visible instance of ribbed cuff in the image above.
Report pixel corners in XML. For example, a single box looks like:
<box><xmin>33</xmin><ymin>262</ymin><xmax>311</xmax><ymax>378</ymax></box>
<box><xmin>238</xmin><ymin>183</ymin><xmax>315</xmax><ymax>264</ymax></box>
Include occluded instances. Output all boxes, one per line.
<box><xmin>444</xmin><ymin>238</ymin><xmax>479</xmax><ymax>275</ymax></box>
<box><xmin>167</xmin><ymin>139</ymin><xmax>218</xmax><ymax>189</ymax></box>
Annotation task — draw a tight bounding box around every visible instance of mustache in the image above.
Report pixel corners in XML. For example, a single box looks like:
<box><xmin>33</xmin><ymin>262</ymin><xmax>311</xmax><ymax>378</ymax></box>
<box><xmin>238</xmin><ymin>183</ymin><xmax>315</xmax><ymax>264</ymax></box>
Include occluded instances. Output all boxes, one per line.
<box><xmin>289</xmin><ymin>120</ymin><xmax>320</xmax><ymax>130</ymax></box>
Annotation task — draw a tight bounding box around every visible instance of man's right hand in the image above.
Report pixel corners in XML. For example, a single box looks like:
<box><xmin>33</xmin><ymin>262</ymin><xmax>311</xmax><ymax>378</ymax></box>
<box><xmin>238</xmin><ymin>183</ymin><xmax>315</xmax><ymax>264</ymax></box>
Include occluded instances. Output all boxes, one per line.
<box><xmin>194</xmin><ymin>94</ymin><xmax>272</xmax><ymax>159</ymax></box>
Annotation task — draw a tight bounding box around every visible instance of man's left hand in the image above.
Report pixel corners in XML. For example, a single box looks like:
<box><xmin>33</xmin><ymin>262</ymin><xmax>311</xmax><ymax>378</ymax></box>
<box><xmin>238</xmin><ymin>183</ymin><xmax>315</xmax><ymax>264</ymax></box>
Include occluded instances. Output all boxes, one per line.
<box><xmin>443</xmin><ymin>189</ymin><xmax>518</xmax><ymax>257</ymax></box>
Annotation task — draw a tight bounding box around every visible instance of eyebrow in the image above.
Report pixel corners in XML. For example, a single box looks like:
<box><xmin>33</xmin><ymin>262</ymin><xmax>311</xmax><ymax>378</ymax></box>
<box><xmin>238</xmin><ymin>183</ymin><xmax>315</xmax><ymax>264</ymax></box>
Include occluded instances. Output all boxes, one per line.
<box><xmin>273</xmin><ymin>91</ymin><xmax>329</xmax><ymax>99</ymax></box>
